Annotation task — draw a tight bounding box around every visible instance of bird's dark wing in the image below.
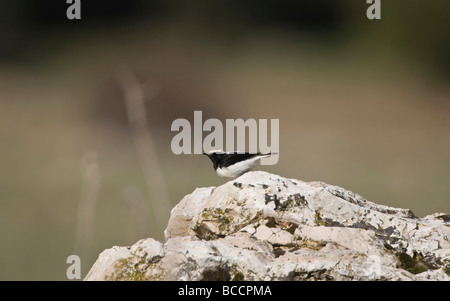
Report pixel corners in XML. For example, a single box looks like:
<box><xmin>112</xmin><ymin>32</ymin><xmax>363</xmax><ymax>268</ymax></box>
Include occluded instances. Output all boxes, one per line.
<box><xmin>218</xmin><ymin>153</ymin><xmax>260</xmax><ymax>168</ymax></box>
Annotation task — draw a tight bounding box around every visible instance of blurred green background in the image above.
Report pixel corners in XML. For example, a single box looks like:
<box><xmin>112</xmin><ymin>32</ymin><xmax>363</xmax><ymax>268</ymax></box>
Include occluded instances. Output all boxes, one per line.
<box><xmin>0</xmin><ymin>0</ymin><xmax>449</xmax><ymax>280</ymax></box>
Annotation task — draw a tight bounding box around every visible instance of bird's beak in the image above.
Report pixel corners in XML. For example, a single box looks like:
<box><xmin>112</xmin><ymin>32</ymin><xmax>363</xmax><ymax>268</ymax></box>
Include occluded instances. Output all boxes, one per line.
<box><xmin>202</xmin><ymin>152</ymin><xmax>208</xmax><ymax>156</ymax></box>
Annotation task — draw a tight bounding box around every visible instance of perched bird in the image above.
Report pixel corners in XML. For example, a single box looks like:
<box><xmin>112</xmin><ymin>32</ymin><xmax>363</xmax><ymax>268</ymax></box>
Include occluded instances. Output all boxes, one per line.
<box><xmin>203</xmin><ymin>150</ymin><xmax>275</xmax><ymax>179</ymax></box>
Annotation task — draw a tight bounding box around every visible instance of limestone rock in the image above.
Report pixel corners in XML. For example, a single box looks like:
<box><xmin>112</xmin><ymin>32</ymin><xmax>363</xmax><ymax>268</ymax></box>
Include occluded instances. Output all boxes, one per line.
<box><xmin>85</xmin><ymin>171</ymin><xmax>450</xmax><ymax>281</ymax></box>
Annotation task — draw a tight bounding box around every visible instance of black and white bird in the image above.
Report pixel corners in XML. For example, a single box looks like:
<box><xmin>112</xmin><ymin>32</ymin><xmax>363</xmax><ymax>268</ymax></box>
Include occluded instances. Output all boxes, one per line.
<box><xmin>203</xmin><ymin>150</ymin><xmax>276</xmax><ymax>179</ymax></box>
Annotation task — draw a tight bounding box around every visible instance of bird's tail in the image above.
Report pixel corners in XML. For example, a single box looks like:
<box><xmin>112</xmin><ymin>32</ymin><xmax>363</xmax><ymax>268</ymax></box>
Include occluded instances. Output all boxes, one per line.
<box><xmin>258</xmin><ymin>152</ymin><xmax>278</xmax><ymax>157</ymax></box>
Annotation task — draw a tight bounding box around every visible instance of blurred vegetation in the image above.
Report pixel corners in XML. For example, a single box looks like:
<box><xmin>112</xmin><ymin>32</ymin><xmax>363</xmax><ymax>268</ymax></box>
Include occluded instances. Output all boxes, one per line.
<box><xmin>0</xmin><ymin>1</ymin><xmax>449</xmax><ymax>280</ymax></box>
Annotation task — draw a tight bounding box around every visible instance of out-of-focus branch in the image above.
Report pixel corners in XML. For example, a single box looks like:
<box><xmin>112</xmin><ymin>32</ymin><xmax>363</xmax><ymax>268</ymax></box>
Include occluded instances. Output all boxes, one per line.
<box><xmin>75</xmin><ymin>151</ymin><xmax>101</xmax><ymax>268</ymax></box>
<box><xmin>116</xmin><ymin>67</ymin><xmax>170</xmax><ymax>234</ymax></box>
<box><xmin>123</xmin><ymin>186</ymin><xmax>150</xmax><ymax>240</ymax></box>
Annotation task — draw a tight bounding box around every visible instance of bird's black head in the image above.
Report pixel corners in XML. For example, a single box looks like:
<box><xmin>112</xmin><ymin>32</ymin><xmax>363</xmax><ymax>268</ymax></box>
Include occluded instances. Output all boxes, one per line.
<box><xmin>203</xmin><ymin>151</ymin><xmax>221</xmax><ymax>170</ymax></box>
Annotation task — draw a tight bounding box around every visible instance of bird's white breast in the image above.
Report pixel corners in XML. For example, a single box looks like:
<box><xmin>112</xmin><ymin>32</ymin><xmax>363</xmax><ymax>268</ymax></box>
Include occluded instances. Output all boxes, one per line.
<box><xmin>216</xmin><ymin>156</ymin><xmax>262</xmax><ymax>179</ymax></box>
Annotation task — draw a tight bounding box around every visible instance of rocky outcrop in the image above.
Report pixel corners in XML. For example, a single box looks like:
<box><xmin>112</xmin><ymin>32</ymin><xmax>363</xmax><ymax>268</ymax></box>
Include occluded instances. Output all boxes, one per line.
<box><xmin>85</xmin><ymin>171</ymin><xmax>450</xmax><ymax>281</ymax></box>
